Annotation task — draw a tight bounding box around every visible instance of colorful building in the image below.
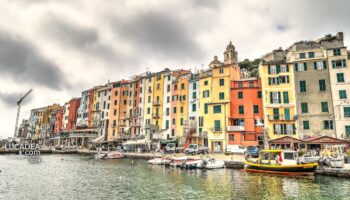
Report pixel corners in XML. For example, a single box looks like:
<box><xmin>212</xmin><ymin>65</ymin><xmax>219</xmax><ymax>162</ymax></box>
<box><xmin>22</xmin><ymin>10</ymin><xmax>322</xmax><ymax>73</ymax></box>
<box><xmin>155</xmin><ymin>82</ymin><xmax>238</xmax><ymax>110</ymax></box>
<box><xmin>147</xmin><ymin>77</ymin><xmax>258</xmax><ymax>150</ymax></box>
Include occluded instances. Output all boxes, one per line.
<box><xmin>229</xmin><ymin>78</ymin><xmax>263</xmax><ymax>147</ymax></box>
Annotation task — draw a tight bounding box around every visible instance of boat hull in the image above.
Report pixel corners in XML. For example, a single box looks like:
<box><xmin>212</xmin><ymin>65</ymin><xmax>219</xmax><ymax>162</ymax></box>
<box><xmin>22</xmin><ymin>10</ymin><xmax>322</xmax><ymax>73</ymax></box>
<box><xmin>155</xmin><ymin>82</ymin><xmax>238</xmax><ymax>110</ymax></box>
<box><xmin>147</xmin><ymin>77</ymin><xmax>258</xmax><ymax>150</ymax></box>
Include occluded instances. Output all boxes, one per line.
<box><xmin>244</xmin><ymin>162</ymin><xmax>318</xmax><ymax>176</ymax></box>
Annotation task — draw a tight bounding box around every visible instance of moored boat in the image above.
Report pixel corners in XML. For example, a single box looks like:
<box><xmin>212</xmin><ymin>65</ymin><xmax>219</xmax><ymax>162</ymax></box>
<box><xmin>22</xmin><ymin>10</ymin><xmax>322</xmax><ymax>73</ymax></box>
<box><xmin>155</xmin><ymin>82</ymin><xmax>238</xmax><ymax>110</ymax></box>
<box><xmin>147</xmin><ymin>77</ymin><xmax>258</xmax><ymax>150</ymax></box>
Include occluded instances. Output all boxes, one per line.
<box><xmin>244</xmin><ymin>150</ymin><xmax>318</xmax><ymax>176</ymax></box>
<box><xmin>202</xmin><ymin>158</ymin><xmax>225</xmax><ymax>169</ymax></box>
<box><xmin>95</xmin><ymin>151</ymin><xmax>124</xmax><ymax>160</ymax></box>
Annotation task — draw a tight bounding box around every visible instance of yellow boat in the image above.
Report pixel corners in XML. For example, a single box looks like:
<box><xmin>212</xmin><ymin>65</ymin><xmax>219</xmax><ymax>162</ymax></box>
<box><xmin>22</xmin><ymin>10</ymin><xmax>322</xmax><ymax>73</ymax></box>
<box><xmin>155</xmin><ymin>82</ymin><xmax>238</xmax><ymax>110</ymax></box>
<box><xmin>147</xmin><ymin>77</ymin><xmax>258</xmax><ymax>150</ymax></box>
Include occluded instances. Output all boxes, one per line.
<box><xmin>244</xmin><ymin>150</ymin><xmax>318</xmax><ymax>176</ymax></box>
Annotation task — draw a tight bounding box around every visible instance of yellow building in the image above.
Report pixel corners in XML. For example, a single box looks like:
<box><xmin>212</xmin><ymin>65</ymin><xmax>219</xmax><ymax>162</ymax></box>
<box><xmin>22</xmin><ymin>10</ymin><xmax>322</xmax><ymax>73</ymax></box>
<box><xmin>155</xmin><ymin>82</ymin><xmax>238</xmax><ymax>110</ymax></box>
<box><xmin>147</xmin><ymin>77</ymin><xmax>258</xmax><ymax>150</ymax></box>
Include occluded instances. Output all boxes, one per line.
<box><xmin>176</xmin><ymin>73</ymin><xmax>190</xmax><ymax>142</ymax></box>
<box><xmin>152</xmin><ymin>70</ymin><xmax>166</xmax><ymax>129</ymax></box>
<box><xmin>143</xmin><ymin>72</ymin><xmax>155</xmax><ymax>137</ymax></box>
<box><xmin>259</xmin><ymin>49</ymin><xmax>298</xmax><ymax>141</ymax></box>
<box><xmin>200</xmin><ymin>42</ymin><xmax>241</xmax><ymax>152</ymax></box>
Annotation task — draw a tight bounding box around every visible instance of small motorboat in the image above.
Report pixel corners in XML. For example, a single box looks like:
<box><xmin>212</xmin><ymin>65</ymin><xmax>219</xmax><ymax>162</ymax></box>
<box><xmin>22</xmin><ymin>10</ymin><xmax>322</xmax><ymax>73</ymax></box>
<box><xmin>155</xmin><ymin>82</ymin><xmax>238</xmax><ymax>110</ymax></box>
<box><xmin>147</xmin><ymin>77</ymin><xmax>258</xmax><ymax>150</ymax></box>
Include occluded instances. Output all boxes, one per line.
<box><xmin>169</xmin><ymin>156</ymin><xmax>188</xmax><ymax>167</ymax></box>
<box><xmin>95</xmin><ymin>151</ymin><xmax>124</xmax><ymax>160</ymax></box>
<box><xmin>180</xmin><ymin>159</ymin><xmax>202</xmax><ymax>169</ymax></box>
<box><xmin>244</xmin><ymin>150</ymin><xmax>318</xmax><ymax>176</ymax></box>
<box><xmin>202</xmin><ymin>158</ymin><xmax>225</xmax><ymax>169</ymax></box>
<box><xmin>148</xmin><ymin>157</ymin><xmax>172</xmax><ymax>165</ymax></box>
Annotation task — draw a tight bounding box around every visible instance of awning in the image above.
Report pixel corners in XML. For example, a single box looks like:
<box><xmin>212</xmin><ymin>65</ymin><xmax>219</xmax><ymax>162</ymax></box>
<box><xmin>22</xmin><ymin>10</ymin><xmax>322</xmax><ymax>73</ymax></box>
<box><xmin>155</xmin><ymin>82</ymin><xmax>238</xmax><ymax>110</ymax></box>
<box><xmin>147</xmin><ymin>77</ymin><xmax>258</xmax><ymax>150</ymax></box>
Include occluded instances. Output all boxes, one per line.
<box><xmin>92</xmin><ymin>136</ymin><xmax>104</xmax><ymax>143</ymax></box>
<box><xmin>160</xmin><ymin>139</ymin><xmax>178</xmax><ymax>145</ymax></box>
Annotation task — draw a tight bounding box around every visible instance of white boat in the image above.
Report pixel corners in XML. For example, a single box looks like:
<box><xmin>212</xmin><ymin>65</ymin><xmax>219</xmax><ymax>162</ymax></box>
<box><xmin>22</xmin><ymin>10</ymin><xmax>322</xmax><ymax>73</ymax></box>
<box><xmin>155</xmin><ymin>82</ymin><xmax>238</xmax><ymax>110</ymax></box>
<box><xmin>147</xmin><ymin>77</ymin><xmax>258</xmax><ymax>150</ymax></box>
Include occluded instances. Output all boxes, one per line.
<box><xmin>95</xmin><ymin>151</ymin><xmax>124</xmax><ymax>160</ymax></box>
<box><xmin>169</xmin><ymin>156</ymin><xmax>188</xmax><ymax>167</ymax></box>
<box><xmin>202</xmin><ymin>158</ymin><xmax>225</xmax><ymax>169</ymax></box>
<box><xmin>148</xmin><ymin>157</ymin><xmax>171</xmax><ymax>165</ymax></box>
<box><xmin>181</xmin><ymin>159</ymin><xmax>202</xmax><ymax>169</ymax></box>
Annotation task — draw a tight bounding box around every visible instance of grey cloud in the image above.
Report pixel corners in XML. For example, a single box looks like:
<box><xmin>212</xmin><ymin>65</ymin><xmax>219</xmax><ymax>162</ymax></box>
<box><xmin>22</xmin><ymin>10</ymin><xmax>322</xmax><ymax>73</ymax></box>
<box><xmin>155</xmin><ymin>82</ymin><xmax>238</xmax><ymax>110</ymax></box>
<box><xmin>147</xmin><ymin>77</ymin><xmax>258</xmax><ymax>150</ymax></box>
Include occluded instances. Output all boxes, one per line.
<box><xmin>0</xmin><ymin>33</ymin><xmax>69</xmax><ymax>90</ymax></box>
<box><xmin>112</xmin><ymin>11</ymin><xmax>204</xmax><ymax>61</ymax></box>
<box><xmin>0</xmin><ymin>91</ymin><xmax>33</xmax><ymax>107</ymax></box>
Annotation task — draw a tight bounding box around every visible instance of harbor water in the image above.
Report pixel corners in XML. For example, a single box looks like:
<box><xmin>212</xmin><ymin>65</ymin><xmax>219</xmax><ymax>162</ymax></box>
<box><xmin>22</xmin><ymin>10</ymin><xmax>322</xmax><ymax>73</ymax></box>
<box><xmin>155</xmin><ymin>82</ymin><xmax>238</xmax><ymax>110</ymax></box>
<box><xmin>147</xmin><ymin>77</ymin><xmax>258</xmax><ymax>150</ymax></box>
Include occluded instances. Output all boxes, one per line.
<box><xmin>1</xmin><ymin>154</ymin><xmax>350</xmax><ymax>200</ymax></box>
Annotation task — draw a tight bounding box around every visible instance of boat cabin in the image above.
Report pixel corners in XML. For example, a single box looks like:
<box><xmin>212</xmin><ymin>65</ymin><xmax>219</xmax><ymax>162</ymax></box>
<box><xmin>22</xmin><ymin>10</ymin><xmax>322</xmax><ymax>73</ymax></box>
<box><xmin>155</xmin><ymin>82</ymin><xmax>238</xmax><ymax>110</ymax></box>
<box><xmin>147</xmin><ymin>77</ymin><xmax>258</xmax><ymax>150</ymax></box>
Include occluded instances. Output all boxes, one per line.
<box><xmin>258</xmin><ymin>150</ymin><xmax>299</xmax><ymax>166</ymax></box>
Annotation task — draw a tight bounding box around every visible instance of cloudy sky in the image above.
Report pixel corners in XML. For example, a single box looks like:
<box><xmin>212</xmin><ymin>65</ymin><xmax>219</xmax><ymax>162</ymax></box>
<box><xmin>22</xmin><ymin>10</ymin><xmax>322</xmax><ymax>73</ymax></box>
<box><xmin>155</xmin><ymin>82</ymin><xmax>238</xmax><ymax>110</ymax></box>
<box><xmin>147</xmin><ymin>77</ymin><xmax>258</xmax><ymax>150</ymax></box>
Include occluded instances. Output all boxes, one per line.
<box><xmin>0</xmin><ymin>0</ymin><xmax>349</xmax><ymax>138</ymax></box>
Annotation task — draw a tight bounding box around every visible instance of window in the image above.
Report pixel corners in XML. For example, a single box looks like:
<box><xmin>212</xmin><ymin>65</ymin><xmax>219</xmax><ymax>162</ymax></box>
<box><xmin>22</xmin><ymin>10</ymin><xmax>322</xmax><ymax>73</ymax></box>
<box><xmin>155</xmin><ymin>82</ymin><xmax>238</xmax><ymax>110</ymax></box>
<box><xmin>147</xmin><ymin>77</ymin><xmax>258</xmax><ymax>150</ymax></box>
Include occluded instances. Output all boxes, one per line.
<box><xmin>270</xmin><ymin>92</ymin><xmax>280</xmax><ymax>104</ymax></box>
<box><xmin>274</xmin><ymin>124</ymin><xmax>295</xmax><ymax>135</ymax></box>
<box><xmin>283</xmin><ymin>91</ymin><xmax>289</xmax><ymax>104</ymax></box>
<box><xmin>214</xmin><ymin>120</ymin><xmax>221</xmax><ymax>131</ymax></box>
<box><xmin>238</xmin><ymin>91</ymin><xmax>243</xmax><ymax>99</ymax></box>
<box><xmin>203</xmin><ymin>90</ymin><xmax>210</xmax><ymax>98</ymax></box>
<box><xmin>300</xmin><ymin>81</ymin><xmax>306</xmax><ymax>92</ymax></box>
<box><xmin>280</xmin><ymin>65</ymin><xmax>289</xmax><ymax>72</ymax></box>
<box><xmin>213</xmin><ymin>105</ymin><xmax>221</xmax><ymax>113</ymax></box>
<box><xmin>319</xmin><ymin>80</ymin><xmax>326</xmax><ymax>91</ymax></box>
<box><xmin>199</xmin><ymin>116</ymin><xmax>203</xmax><ymax>127</ymax></box>
<box><xmin>192</xmin><ymin>104</ymin><xmax>196</xmax><ymax>112</ymax></box>
<box><xmin>172</xmin><ymin>119</ymin><xmax>176</xmax><ymax>125</ymax></box>
<box><xmin>166</xmin><ymin>120</ymin><xmax>169</xmax><ymax>129</ymax></box>
<box><xmin>332</xmin><ymin>59</ymin><xmax>347</xmax><ymax>68</ymax></box>
<box><xmin>219</xmin><ymin>92</ymin><xmax>225</xmax><ymax>100</ymax></box>
<box><xmin>273</xmin><ymin>108</ymin><xmax>279</xmax><ymax>120</ymax></box>
<box><xmin>219</xmin><ymin>68</ymin><xmax>224</xmax><ymax>74</ymax></box>
<box><xmin>346</xmin><ymin>126</ymin><xmax>350</xmax><ymax>136</ymax></box>
<box><xmin>204</xmin><ymin>80</ymin><xmax>208</xmax><ymax>85</ymax></box>
<box><xmin>193</xmin><ymin>83</ymin><xmax>197</xmax><ymax>90</ymax></box>
<box><xmin>167</xmin><ymin>96</ymin><xmax>170</xmax><ymax>103</ymax></box>
<box><xmin>192</xmin><ymin>92</ymin><xmax>196</xmax><ymax>99</ymax></box>
<box><xmin>219</xmin><ymin>79</ymin><xmax>224</xmax><ymax>86</ymax></box>
<box><xmin>181</xmin><ymin>83</ymin><xmax>185</xmax><ymax>90</ymax></box>
<box><xmin>148</xmin><ymin>96</ymin><xmax>151</xmax><ymax>103</ymax></box>
<box><xmin>173</xmin><ymin>107</ymin><xmax>177</xmax><ymax>114</ymax></box>
<box><xmin>308</xmin><ymin>52</ymin><xmax>315</xmax><ymax>58</ymax></box>
<box><xmin>166</xmin><ymin>108</ymin><xmax>169</xmax><ymax>116</ymax></box>
<box><xmin>239</xmin><ymin>105</ymin><xmax>244</xmax><ymax>114</ymax></box>
<box><xmin>238</xmin><ymin>82</ymin><xmax>243</xmax><ymax>88</ymax></box>
<box><xmin>114</xmin><ymin>100</ymin><xmax>117</xmax><ymax>105</ymax></box>
<box><xmin>180</xmin><ymin>106</ymin><xmax>183</xmax><ymax>113</ymax></box>
<box><xmin>337</xmin><ymin>73</ymin><xmax>345</xmax><ymax>83</ymax></box>
<box><xmin>284</xmin><ymin>108</ymin><xmax>290</xmax><ymax>120</ymax></box>
<box><xmin>321</xmin><ymin>102</ymin><xmax>329</xmax><ymax>112</ymax></box>
<box><xmin>323</xmin><ymin>120</ymin><xmax>334</xmax><ymax>130</ymax></box>
<box><xmin>229</xmin><ymin>134</ymin><xmax>234</xmax><ymax>141</ymax></box>
<box><xmin>339</xmin><ymin>90</ymin><xmax>347</xmax><ymax>99</ymax></box>
<box><xmin>333</xmin><ymin>48</ymin><xmax>341</xmax><ymax>56</ymax></box>
<box><xmin>314</xmin><ymin>61</ymin><xmax>327</xmax><ymax>70</ymax></box>
<box><xmin>114</xmin><ymin>109</ymin><xmax>117</xmax><ymax>116</ymax></box>
<box><xmin>172</xmin><ymin>129</ymin><xmax>175</xmax><ymax>136</ymax></box>
<box><xmin>344</xmin><ymin>107</ymin><xmax>350</xmax><ymax>118</ymax></box>
<box><xmin>294</xmin><ymin>63</ymin><xmax>307</xmax><ymax>71</ymax></box>
<box><xmin>301</xmin><ymin>103</ymin><xmax>308</xmax><ymax>113</ymax></box>
<box><xmin>253</xmin><ymin>105</ymin><xmax>259</xmax><ymax>114</ymax></box>
<box><xmin>279</xmin><ymin>76</ymin><xmax>290</xmax><ymax>84</ymax></box>
<box><xmin>258</xmin><ymin>91</ymin><xmax>262</xmax><ymax>98</ymax></box>
<box><xmin>303</xmin><ymin>121</ymin><xmax>310</xmax><ymax>130</ymax></box>
<box><xmin>268</xmin><ymin>65</ymin><xmax>277</xmax><ymax>74</ymax></box>
<box><xmin>249</xmin><ymin>82</ymin><xmax>254</xmax><ymax>87</ymax></box>
<box><xmin>147</xmin><ymin>108</ymin><xmax>150</xmax><ymax>114</ymax></box>
<box><xmin>167</xmin><ymin>85</ymin><xmax>170</xmax><ymax>92</ymax></box>
<box><xmin>299</xmin><ymin>53</ymin><xmax>305</xmax><ymax>59</ymax></box>
<box><xmin>204</xmin><ymin>103</ymin><xmax>208</xmax><ymax>114</ymax></box>
<box><xmin>167</xmin><ymin>75</ymin><xmax>171</xmax><ymax>81</ymax></box>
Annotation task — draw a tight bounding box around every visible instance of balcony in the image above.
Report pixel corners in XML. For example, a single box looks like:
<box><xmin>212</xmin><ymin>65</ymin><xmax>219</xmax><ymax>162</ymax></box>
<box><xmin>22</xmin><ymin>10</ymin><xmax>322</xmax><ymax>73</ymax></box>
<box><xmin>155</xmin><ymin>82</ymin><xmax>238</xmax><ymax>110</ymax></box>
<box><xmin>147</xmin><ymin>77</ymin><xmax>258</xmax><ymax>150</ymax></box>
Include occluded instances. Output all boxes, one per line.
<box><xmin>227</xmin><ymin>126</ymin><xmax>245</xmax><ymax>131</ymax></box>
<box><xmin>210</xmin><ymin>127</ymin><xmax>223</xmax><ymax>132</ymax></box>
<box><xmin>268</xmin><ymin>115</ymin><xmax>294</xmax><ymax>121</ymax></box>
<box><xmin>153</xmin><ymin>100</ymin><xmax>161</xmax><ymax>106</ymax></box>
<box><xmin>152</xmin><ymin>113</ymin><xmax>160</xmax><ymax>119</ymax></box>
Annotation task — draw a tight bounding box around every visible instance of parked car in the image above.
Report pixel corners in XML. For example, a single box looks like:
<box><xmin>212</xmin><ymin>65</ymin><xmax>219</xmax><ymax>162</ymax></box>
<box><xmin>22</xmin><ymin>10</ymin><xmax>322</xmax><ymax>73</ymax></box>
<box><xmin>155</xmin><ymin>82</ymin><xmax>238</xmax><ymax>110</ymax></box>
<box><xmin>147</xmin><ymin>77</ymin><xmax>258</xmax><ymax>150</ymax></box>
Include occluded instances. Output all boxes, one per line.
<box><xmin>246</xmin><ymin>146</ymin><xmax>260</xmax><ymax>157</ymax></box>
<box><xmin>226</xmin><ymin>145</ymin><xmax>246</xmax><ymax>155</ymax></box>
<box><xmin>184</xmin><ymin>144</ymin><xmax>209</xmax><ymax>155</ymax></box>
<box><xmin>164</xmin><ymin>143</ymin><xmax>183</xmax><ymax>153</ymax></box>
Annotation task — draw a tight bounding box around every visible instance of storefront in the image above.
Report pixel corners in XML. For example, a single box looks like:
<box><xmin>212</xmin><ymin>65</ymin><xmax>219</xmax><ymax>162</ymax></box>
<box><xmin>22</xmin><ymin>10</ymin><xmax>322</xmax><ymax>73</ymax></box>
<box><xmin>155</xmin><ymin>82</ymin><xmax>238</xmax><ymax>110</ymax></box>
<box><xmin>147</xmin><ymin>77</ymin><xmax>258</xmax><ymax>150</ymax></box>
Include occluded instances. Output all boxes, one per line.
<box><xmin>305</xmin><ymin>136</ymin><xmax>349</xmax><ymax>150</ymax></box>
<box><xmin>269</xmin><ymin>136</ymin><xmax>306</xmax><ymax>150</ymax></box>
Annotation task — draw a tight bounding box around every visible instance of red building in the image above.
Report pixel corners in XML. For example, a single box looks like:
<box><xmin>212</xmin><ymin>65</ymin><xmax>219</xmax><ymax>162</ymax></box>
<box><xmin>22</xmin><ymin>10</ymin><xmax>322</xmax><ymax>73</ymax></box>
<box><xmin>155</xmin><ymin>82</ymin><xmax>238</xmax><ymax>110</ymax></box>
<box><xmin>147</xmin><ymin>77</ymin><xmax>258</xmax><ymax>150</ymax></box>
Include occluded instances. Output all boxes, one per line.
<box><xmin>229</xmin><ymin>78</ymin><xmax>263</xmax><ymax>147</ymax></box>
<box><xmin>54</xmin><ymin>108</ymin><xmax>64</xmax><ymax>135</ymax></box>
<box><xmin>67</xmin><ymin>98</ymin><xmax>81</xmax><ymax>131</ymax></box>
<box><xmin>131</xmin><ymin>77</ymin><xmax>141</xmax><ymax>136</ymax></box>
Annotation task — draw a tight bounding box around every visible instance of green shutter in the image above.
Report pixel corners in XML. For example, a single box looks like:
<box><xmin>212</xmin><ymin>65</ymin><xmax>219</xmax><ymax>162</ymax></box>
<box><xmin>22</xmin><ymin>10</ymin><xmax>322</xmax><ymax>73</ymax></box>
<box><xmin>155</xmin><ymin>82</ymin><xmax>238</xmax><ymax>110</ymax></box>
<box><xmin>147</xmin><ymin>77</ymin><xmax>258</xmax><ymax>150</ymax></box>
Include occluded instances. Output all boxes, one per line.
<box><xmin>278</xmin><ymin>92</ymin><xmax>281</xmax><ymax>103</ymax></box>
<box><xmin>323</xmin><ymin>60</ymin><xmax>327</xmax><ymax>68</ymax></box>
<box><xmin>204</xmin><ymin>103</ymin><xmax>208</xmax><ymax>114</ymax></box>
<box><xmin>283</xmin><ymin>91</ymin><xmax>289</xmax><ymax>103</ymax></box>
<box><xmin>314</xmin><ymin>62</ymin><xmax>317</xmax><ymax>70</ymax></box>
<box><xmin>268</xmin><ymin>65</ymin><xmax>271</xmax><ymax>74</ymax></box>
<box><xmin>294</xmin><ymin>63</ymin><xmax>298</xmax><ymax>71</ymax></box>
<box><xmin>270</xmin><ymin>92</ymin><xmax>273</xmax><ymax>104</ymax></box>
<box><xmin>303</xmin><ymin>62</ymin><xmax>307</xmax><ymax>71</ymax></box>
<box><xmin>284</xmin><ymin>108</ymin><xmax>290</xmax><ymax>120</ymax></box>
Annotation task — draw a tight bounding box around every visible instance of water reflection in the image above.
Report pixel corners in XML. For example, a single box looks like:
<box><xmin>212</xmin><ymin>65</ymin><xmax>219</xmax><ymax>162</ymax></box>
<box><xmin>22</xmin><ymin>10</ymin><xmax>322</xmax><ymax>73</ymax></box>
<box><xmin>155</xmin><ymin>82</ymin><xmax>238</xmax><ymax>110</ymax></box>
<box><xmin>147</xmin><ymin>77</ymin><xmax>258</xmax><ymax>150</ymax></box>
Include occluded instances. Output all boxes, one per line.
<box><xmin>0</xmin><ymin>155</ymin><xmax>349</xmax><ymax>200</ymax></box>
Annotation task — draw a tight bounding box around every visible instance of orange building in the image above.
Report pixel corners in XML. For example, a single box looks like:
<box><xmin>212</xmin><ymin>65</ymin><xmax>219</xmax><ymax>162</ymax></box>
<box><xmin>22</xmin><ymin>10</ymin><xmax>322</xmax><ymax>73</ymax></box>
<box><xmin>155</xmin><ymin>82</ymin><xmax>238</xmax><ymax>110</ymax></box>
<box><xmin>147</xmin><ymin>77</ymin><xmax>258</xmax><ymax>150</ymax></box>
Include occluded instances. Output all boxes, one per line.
<box><xmin>108</xmin><ymin>81</ymin><xmax>122</xmax><ymax>142</ymax></box>
<box><xmin>229</xmin><ymin>78</ymin><xmax>263</xmax><ymax>147</ymax></box>
<box><xmin>67</xmin><ymin>98</ymin><xmax>81</xmax><ymax>131</ymax></box>
<box><xmin>54</xmin><ymin>107</ymin><xmax>64</xmax><ymax>135</ymax></box>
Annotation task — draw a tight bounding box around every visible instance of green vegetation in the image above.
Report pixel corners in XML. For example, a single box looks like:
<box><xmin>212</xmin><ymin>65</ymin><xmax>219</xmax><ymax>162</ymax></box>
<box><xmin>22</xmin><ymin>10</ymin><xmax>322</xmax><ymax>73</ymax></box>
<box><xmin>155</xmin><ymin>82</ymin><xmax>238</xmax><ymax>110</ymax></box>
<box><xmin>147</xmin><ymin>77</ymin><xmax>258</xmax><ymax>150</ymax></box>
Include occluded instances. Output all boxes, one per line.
<box><xmin>239</xmin><ymin>58</ymin><xmax>261</xmax><ymax>77</ymax></box>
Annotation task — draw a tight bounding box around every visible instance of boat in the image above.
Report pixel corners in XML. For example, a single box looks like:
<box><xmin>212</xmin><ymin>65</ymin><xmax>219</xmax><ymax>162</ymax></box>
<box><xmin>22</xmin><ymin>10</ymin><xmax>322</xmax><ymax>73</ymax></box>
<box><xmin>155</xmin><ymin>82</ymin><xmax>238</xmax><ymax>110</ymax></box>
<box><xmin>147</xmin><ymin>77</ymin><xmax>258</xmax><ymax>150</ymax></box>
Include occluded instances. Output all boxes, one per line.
<box><xmin>202</xmin><ymin>158</ymin><xmax>225</xmax><ymax>169</ymax></box>
<box><xmin>95</xmin><ymin>151</ymin><xmax>124</xmax><ymax>160</ymax></box>
<box><xmin>244</xmin><ymin>150</ymin><xmax>318</xmax><ymax>176</ymax></box>
<box><xmin>180</xmin><ymin>159</ymin><xmax>203</xmax><ymax>169</ymax></box>
<box><xmin>169</xmin><ymin>156</ymin><xmax>188</xmax><ymax>167</ymax></box>
<box><xmin>148</xmin><ymin>157</ymin><xmax>172</xmax><ymax>165</ymax></box>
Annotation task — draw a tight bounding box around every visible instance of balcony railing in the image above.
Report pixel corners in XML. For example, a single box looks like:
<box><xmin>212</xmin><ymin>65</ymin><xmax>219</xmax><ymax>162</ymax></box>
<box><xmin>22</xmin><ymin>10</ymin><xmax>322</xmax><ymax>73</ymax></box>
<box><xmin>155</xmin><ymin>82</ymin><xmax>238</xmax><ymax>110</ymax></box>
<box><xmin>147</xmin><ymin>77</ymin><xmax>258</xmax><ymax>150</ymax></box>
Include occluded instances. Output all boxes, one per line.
<box><xmin>152</xmin><ymin>100</ymin><xmax>161</xmax><ymax>106</ymax></box>
<box><xmin>210</xmin><ymin>127</ymin><xmax>223</xmax><ymax>132</ymax></box>
<box><xmin>268</xmin><ymin>114</ymin><xmax>293</xmax><ymax>121</ymax></box>
<box><xmin>152</xmin><ymin>113</ymin><xmax>160</xmax><ymax>118</ymax></box>
<box><xmin>227</xmin><ymin>126</ymin><xmax>245</xmax><ymax>131</ymax></box>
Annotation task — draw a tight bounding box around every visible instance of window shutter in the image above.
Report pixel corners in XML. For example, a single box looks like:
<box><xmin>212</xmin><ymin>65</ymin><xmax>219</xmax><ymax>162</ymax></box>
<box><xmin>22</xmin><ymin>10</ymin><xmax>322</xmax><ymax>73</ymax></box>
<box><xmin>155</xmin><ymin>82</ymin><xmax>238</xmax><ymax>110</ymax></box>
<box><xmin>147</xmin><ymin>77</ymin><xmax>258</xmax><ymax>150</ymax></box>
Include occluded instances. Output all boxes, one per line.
<box><xmin>286</xmin><ymin>65</ymin><xmax>289</xmax><ymax>72</ymax></box>
<box><xmin>270</xmin><ymin>92</ymin><xmax>273</xmax><ymax>104</ymax></box>
<box><xmin>332</xmin><ymin>60</ymin><xmax>336</xmax><ymax>68</ymax></box>
<box><xmin>323</xmin><ymin>60</ymin><xmax>327</xmax><ymax>69</ymax></box>
<box><xmin>314</xmin><ymin>62</ymin><xmax>317</xmax><ymax>70</ymax></box>
<box><xmin>303</xmin><ymin>62</ymin><xmax>307</xmax><ymax>71</ymax></box>
<box><xmin>278</xmin><ymin>92</ymin><xmax>281</xmax><ymax>103</ymax></box>
<box><xmin>276</xmin><ymin>65</ymin><xmax>280</xmax><ymax>73</ymax></box>
<box><xmin>294</xmin><ymin>63</ymin><xmax>298</xmax><ymax>71</ymax></box>
<box><xmin>268</xmin><ymin>65</ymin><xmax>271</xmax><ymax>74</ymax></box>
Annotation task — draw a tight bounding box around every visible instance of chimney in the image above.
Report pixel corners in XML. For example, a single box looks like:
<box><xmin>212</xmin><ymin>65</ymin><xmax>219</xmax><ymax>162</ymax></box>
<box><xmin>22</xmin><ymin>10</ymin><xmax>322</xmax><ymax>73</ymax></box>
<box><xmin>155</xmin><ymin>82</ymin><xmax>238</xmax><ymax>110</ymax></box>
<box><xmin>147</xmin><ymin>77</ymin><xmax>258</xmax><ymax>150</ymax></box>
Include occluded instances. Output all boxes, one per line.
<box><xmin>337</xmin><ymin>32</ymin><xmax>344</xmax><ymax>41</ymax></box>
